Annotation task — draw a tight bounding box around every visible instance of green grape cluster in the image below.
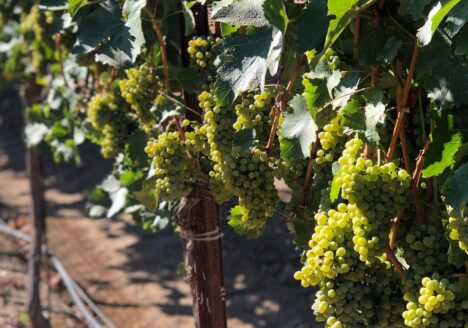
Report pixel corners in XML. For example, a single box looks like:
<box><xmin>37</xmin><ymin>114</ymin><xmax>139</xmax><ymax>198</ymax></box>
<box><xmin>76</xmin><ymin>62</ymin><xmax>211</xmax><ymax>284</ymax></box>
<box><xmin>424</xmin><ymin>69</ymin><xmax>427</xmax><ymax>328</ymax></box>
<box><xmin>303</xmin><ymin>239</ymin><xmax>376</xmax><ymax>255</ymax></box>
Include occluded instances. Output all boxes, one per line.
<box><xmin>313</xmin><ymin>116</ymin><xmax>346</xmax><ymax>186</ymax></box>
<box><xmin>232</xmin><ymin>90</ymin><xmax>274</xmax><ymax>142</ymax></box>
<box><xmin>336</xmin><ymin>139</ymin><xmax>411</xmax><ymax>262</ymax></box>
<box><xmin>400</xmin><ymin>224</ymin><xmax>450</xmax><ymax>281</ymax></box>
<box><xmin>199</xmin><ymin>88</ymin><xmax>280</xmax><ymax>232</ymax></box>
<box><xmin>448</xmin><ymin>212</ymin><xmax>468</xmax><ymax>253</ymax></box>
<box><xmin>187</xmin><ymin>36</ymin><xmax>220</xmax><ymax>69</ymax></box>
<box><xmin>402</xmin><ymin>275</ymin><xmax>466</xmax><ymax>328</ymax></box>
<box><xmin>87</xmin><ymin>92</ymin><xmax>128</xmax><ymax>158</ymax></box>
<box><xmin>145</xmin><ymin>132</ymin><xmax>198</xmax><ymax>201</ymax></box>
<box><xmin>119</xmin><ymin>64</ymin><xmax>157</xmax><ymax>132</ymax></box>
<box><xmin>294</xmin><ymin>202</ymin><xmax>358</xmax><ymax>285</ymax></box>
<box><xmin>307</xmin><ymin>257</ymin><xmax>404</xmax><ymax>328</ymax></box>
<box><xmin>322</xmin><ymin>48</ymin><xmax>342</xmax><ymax>71</ymax></box>
<box><xmin>221</xmin><ymin>149</ymin><xmax>279</xmax><ymax>230</ymax></box>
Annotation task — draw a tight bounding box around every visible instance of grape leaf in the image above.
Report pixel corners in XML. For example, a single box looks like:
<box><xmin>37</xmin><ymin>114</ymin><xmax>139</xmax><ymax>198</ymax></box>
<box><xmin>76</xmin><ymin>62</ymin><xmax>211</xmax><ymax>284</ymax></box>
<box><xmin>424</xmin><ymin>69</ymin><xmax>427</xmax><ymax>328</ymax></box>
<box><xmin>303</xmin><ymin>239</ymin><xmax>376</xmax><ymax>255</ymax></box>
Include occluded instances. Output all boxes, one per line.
<box><xmin>281</xmin><ymin>94</ymin><xmax>318</xmax><ymax>158</ymax></box>
<box><xmin>181</xmin><ymin>1</ymin><xmax>196</xmax><ymax>36</ymax></box>
<box><xmin>25</xmin><ymin>123</ymin><xmax>49</xmax><ymax>146</ymax></box>
<box><xmin>69</xmin><ymin>0</ymin><xmax>89</xmax><ymax>16</ymax></box>
<box><xmin>233</xmin><ymin>128</ymin><xmax>258</xmax><ymax>151</ymax></box>
<box><xmin>73</xmin><ymin>0</ymin><xmax>146</xmax><ymax>68</ymax></box>
<box><xmin>133</xmin><ymin>176</ymin><xmax>159</xmax><ymax>212</ymax></box>
<box><xmin>364</xmin><ymin>99</ymin><xmax>386</xmax><ymax>146</ymax></box>
<box><xmin>454</xmin><ymin>24</ymin><xmax>468</xmax><ymax>55</ymax></box>
<box><xmin>124</xmin><ymin>131</ymin><xmax>149</xmax><ymax>169</ymax></box>
<box><xmin>324</xmin><ymin>0</ymin><xmax>359</xmax><ymax>50</ymax></box>
<box><xmin>417</xmin><ymin>0</ymin><xmax>462</xmax><ymax>46</ymax></box>
<box><xmin>442</xmin><ymin>162</ymin><xmax>468</xmax><ymax>217</ymax></box>
<box><xmin>410</xmin><ymin>0</ymin><xmax>433</xmax><ymax>20</ymax></box>
<box><xmin>262</xmin><ymin>0</ymin><xmax>288</xmax><ymax>33</ymax></box>
<box><xmin>423</xmin><ymin>114</ymin><xmax>463</xmax><ymax>178</ymax></box>
<box><xmin>426</xmin><ymin>57</ymin><xmax>468</xmax><ymax>108</ymax></box>
<box><xmin>211</xmin><ymin>0</ymin><xmax>269</xmax><ymax>27</ymax></box>
<box><xmin>216</xmin><ymin>27</ymin><xmax>282</xmax><ymax>104</ymax></box>
<box><xmin>279</xmin><ymin>137</ymin><xmax>303</xmax><ymax>160</ymax></box>
<box><xmin>330</xmin><ymin>167</ymin><xmax>342</xmax><ymax>202</ymax></box>
<box><xmin>293</xmin><ymin>0</ymin><xmax>330</xmax><ymax>53</ymax></box>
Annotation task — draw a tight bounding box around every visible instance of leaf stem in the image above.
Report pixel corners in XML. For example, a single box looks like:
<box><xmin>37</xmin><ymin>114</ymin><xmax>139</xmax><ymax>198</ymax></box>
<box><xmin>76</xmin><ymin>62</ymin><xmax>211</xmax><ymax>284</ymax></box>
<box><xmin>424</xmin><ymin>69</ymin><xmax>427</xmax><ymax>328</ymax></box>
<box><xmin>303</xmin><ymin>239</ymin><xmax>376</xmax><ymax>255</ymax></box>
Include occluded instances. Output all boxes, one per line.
<box><xmin>299</xmin><ymin>139</ymin><xmax>318</xmax><ymax>207</ymax></box>
<box><xmin>147</xmin><ymin>9</ymin><xmax>171</xmax><ymax>91</ymax></box>
<box><xmin>412</xmin><ymin>140</ymin><xmax>430</xmax><ymax>225</ymax></box>
<box><xmin>353</xmin><ymin>16</ymin><xmax>361</xmax><ymax>62</ymax></box>
<box><xmin>385</xmin><ymin>43</ymin><xmax>419</xmax><ymax>162</ymax></box>
<box><xmin>265</xmin><ymin>54</ymin><xmax>305</xmax><ymax>151</ymax></box>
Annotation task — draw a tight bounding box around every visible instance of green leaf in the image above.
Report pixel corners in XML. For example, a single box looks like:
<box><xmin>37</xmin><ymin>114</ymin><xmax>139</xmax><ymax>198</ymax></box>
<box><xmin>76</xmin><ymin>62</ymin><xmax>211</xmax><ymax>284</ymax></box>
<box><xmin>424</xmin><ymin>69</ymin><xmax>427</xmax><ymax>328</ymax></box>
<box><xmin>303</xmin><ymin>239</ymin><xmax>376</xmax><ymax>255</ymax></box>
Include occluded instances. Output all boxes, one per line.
<box><xmin>423</xmin><ymin>114</ymin><xmax>463</xmax><ymax>178</ymax></box>
<box><xmin>281</xmin><ymin>94</ymin><xmax>318</xmax><ymax>158</ymax></box>
<box><xmin>454</xmin><ymin>24</ymin><xmax>468</xmax><ymax>55</ymax></box>
<box><xmin>426</xmin><ymin>57</ymin><xmax>468</xmax><ymax>108</ymax></box>
<box><xmin>211</xmin><ymin>0</ymin><xmax>269</xmax><ymax>27</ymax></box>
<box><xmin>417</xmin><ymin>0</ymin><xmax>462</xmax><ymax>46</ymax></box>
<box><xmin>133</xmin><ymin>176</ymin><xmax>159</xmax><ymax>212</ymax></box>
<box><xmin>216</xmin><ymin>27</ymin><xmax>283</xmax><ymax>104</ymax></box>
<box><xmin>442</xmin><ymin>162</ymin><xmax>468</xmax><ymax>218</ymax></box>
<box><xmin>25</xmin><ymin>123</ymin><xmax>49</xmax><ymax>147</ymax></box>
<box><xmin>410</xmin><ymin>0</ymin><xmax>433</xmax><ymax>20</ymax></box>
<box><xmin>107</xmin><ymin>187</ymin><xmax>128</xmax><ymax>218</ymax></box>
<box><xmin>279</xmin><ymin>137</ymin><xmax>303</xmax><ymax>160</ymax></box>
<box><xmin>324</xmin><ymin>0</ymin><xmax>359</xmax><ymax>50</ymax></box>
<box><xmin>73</xmin><ymin>0</ymin><xmax>146</xmax><ymax>68</ymax></box>
<box><xmin>342</xmin><ymin>99</ymin><xmax>365</xmax><ymax>131</ymax></box>
<box><xmin>152</xmin><ymin>95</ymin><xmax>185</xmax><ymax>122</ymax></box>
<box><xmin>287</xmin><ymin>211</ymin><xmax>314</xmax><ymax>248</ymax></box>
<box><xmin>294</xmin><ymin>0</ymin><xmax>330</xmax><ymax>53</ymax></box>
<box><xmin>181</xmin><ymin>1</ymin><xmax>195</xmax><ymax>36</ymax></box>
<box><xmin>263</xmin><ymin>0</ymin><xmax>288</xmax><ymax>33</ymax></box>
<box><xmin>125</xmin><ymin>131</ymin><xmax>149</xmax><ymax>169</ymax></box>
<box><xmin>69</xmin><ymin>0</ymin><xmax>89</xmax><ymax>16</ymax></box>
<box><xmin>233</xmin><ymin>128</ymin><xmax>258</xmax><ymax>151</ymax></box>
<box><xmin>330</xmin><ymin>167</ymin><xmax>342</xmax><ymax>202</ymax></box>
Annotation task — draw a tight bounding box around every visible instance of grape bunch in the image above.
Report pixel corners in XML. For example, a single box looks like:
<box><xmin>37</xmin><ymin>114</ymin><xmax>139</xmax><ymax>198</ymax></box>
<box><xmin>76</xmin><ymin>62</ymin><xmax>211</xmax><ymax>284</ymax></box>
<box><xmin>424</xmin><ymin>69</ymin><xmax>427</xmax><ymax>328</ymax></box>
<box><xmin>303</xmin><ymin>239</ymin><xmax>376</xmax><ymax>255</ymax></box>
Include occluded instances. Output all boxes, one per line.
<box><xmin>187</xmin><ymin>36</ymin><xmax>220</xmax><ymax>70</ymax></box>
<box><xmin>222</xmin><ymin>149</ymin><xmax>279</xmax><ymax>231</ymax></box>
<box><xmin>232</xmin><ymin>90</ymin><xmax>274</xmax><ymax>142</ymax></box>
<box><xmin>336</xmin><ymin>139</ymin><xmax>411</xmax><ymax>262</ymax></box>
<box><xmin>312</xmin><ymin>116</ymin><xmax>346</xmax><ymax>188</ymax></box>
<box><xmin>87</xmin><ymin>91</ymin><xmax>129</xmax><ymax>158</ymax></box>
<box><xmin>120</xmin><ymin>64</ymin><xmax>158</xmax><ymax>133</ymax></box>
<box><xmin>400</xmin><ymin>224</ymin><xmax>450</xmax><ymax>281</ymax></box>
<box><xmin>447</xmin><ymin>210</ymin><xmax>468</xmax><ymax>253</ymax></box>
<box><xmin>402</xmin><ymin>274</ymin><xmax>466</xmax><ymax>328</ymax></box>
<box><xmin>145</xmin><ymin>132</ymin><xmax>198</xmax><ymax>201</ymax></box>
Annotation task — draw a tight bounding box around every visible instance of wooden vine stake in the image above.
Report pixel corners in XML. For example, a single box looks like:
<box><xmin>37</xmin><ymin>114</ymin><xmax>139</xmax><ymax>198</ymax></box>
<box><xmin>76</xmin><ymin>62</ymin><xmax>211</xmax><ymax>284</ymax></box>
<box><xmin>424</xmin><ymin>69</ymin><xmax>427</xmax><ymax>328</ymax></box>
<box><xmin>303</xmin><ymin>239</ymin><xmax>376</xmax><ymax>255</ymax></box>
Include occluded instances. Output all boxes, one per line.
<box><xmin>176</xmin><ymin>3</ymin><xmax>227</xmax><ymax>328</ymax></box>
<box><xmin>21</xmin><ymin>83</ymin><xmax>51</xmax><ymax>328</ymax></box>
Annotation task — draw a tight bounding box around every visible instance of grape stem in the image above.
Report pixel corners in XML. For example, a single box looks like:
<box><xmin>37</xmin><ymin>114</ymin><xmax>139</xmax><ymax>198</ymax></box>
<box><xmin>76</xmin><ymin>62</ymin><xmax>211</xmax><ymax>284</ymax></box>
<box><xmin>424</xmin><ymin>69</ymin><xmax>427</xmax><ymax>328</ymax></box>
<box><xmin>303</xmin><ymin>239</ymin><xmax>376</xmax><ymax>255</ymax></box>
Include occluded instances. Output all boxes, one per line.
<box><xmin>385</xmin><ymin>243</ymin><xmax>405</xmax><ymax>278</ymax></box>
<box><xmin>149</xmin><ymin>12</ymin><xmax>171</xmax><ymax>91</ymax></box>
<box><xmin>299</xmin><ymin>139</ymin><xmax>318</xmax><ymax>206</ymax></box>
<box><xmin>265</xmin><ymin>54</ymin><xmax>306</xmax><ymax>151</ymax></box>
<box><xmin>102</xmin><ymin>68</ymin><xmax>118</xmax><ymax>93</ymax></box>
<box><xmin>385</xmin><ymin>43</ymin><xmax>419</xmax><ymax>162</ymax></box>
<box><xmin>389</xmin><ymin>209</ymin><xmax>404</xmax><ymax>249</ymax></box>
<box><xmin>412</xmin><ymin>140</ymin><xmax>430</xmax><ymax>225</ymax></box>
<box><xmin>94</xmin><ymin>63</ymin><xmax>101</xmax><ymax>92</ymax></box>
<box><xmin>54</xmin><ymin>33</ymin><xmax>70</xmax><ymax>89</ymax></box>
<box><xmin>396</xmin><ymin>92</ymin><xmax>412</xmax><ymax>173</ymax></box>
<box><xmin>352</xmin><ymin>16</ymin><xmax>361</xmax><ymax>62</ymax></box>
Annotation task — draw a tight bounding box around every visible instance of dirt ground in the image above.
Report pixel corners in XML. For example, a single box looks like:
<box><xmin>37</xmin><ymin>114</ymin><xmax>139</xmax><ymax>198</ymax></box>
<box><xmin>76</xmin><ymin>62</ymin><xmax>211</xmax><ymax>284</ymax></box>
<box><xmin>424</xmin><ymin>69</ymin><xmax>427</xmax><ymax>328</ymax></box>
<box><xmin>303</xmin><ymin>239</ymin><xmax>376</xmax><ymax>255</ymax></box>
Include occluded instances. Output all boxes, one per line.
<box><xmin>0</xmin><ymin>89</ymin><xmax>320</xmax><ymax>328</ymax></box>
